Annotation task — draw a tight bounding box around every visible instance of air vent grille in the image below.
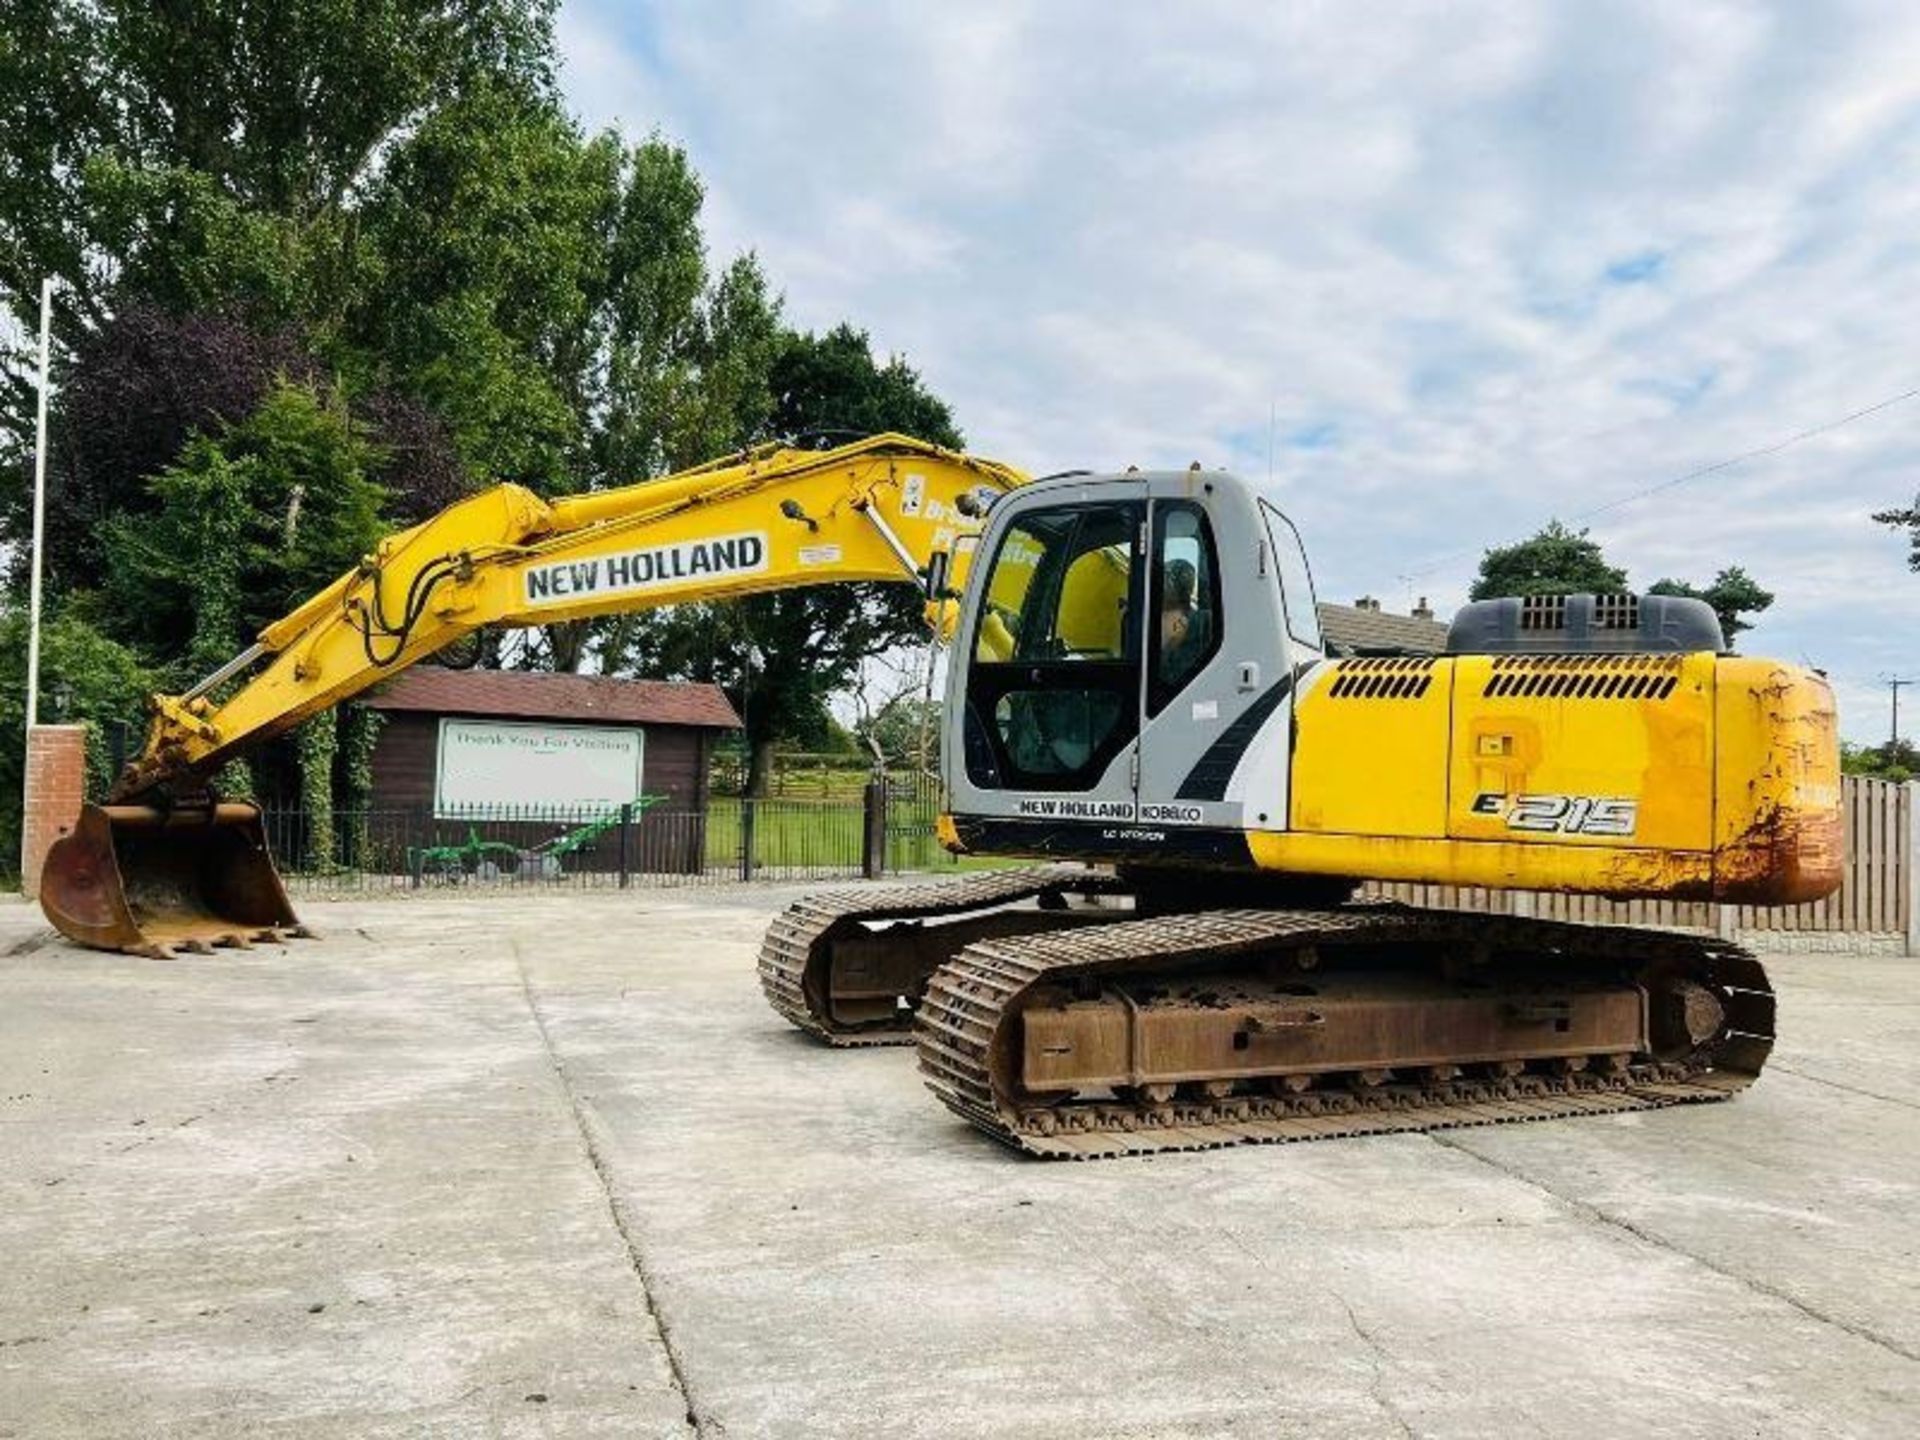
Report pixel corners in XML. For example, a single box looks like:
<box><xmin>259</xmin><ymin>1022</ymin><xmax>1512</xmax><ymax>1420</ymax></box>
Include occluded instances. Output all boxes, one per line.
<box><xmin>1517</xmin><ymin>593</ymin><xmax>1639</xmax><ymax>632</ymax></box>
<box><xmin>1328</xmin><ymin>657</ymin><xmax>1435</xmax><ymax>700</ymax></box>
<box><xmin>1592</xmin><ymin>593</ymin><xmax>1639</xmax><ymax>629</ymax></box>
<box><xmin>1482</xmin><ymin>654</ymin><xmax>1682</xmax><ymax>701</ymax></box>
<box><xmin>1519</xmin><ymin>595</ymin><xmax>1564</xmax><ymax>631</ymax></box>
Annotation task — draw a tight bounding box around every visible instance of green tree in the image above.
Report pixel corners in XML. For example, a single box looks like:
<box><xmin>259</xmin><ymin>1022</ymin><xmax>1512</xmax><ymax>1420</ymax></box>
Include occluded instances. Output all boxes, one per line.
<box><xmin>661</xmin><ymin>253</ymin><xmax>784</xmax><ymax>470</ymax></box>
<box><xmin>351</xmin><ymin>110</ymin><xmax>783</xmax><ymax>672</ymax></box>
<box><xmin>1469</xmin><ymin>521</ymin><xmax>1628</xmax><ymax>600</ymax></box>
<box><xmin>102</xmin><ymin>379</ymin><xmax>385</xmax><ymax>673</ymax></box>
<box><xmin>1875</xmin><ymin>496</ymin><xmax>1920</xmax><ymax>571</ymax></box>
<box><xmin>3</xmin><ymin>2</ymin><xmax>953</xmax><ymax>826</ymax></box>
<box><xmin>0</xmin><ymin>1</ymin><xmax>561</xmax><ymax>435</ymax></box>
<box><xmin>350</xmin><ymin>77</ymin><xmax>619</xmax><ymax>493</ymax></box>
<box><xmin>1647</xmin><ymin>567</ymin><xmax>1774</xmax><ymax>641</ymax></box>
<box><xmin>593</xmin><ymin>139</ymin><xmax>714</xmax><ymax>482</ymax></box>
<box><xmin>1842</xmin><ymin>739</ymin><xmax>1918</xmax><ymax>782</ymax></box>
<box><xmin>1</xmin><ymin>302</ymin><xmax>458</xmax><ymax>603</ymax></box>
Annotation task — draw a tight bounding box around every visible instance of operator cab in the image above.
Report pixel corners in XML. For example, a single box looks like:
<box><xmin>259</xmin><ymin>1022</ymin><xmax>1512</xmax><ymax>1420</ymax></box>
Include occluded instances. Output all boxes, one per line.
<box><xmin>944</xmin><ymin>469</ymin><xmax>1319</xmax><ymax>861</ymax></box>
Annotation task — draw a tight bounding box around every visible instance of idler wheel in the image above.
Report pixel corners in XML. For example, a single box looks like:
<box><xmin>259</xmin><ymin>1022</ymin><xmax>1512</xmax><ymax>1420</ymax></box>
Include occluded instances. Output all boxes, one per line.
<box><xmin>1649</xmin><ymin>978</ymin><xmax>1728</xmax><ymax>1060</ymax></box>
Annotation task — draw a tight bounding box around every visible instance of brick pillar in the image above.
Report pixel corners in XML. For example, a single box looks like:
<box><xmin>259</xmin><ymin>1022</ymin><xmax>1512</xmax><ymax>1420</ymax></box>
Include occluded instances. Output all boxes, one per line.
<box><xmin>22</xmin><ymin>724</ymin><xmax>88</xmax><ymax>896</ymax></box>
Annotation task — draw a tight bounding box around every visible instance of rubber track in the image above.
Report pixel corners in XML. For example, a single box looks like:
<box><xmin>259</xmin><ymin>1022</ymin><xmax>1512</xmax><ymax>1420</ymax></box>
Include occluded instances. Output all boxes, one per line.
<box><xmin>916</xmin><ymin>905</ymin><xmax>1774</xmax><ymax>1159</ymax></box>
<box><xmin>757</xmin><ymin>865</ymin><xmax>1125</xmax><ymax>1047</ymax></box>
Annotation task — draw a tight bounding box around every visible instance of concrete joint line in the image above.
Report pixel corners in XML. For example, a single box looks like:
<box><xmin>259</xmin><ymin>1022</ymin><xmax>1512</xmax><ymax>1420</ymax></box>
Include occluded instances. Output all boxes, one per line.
<box><xmin>509</xmin><ymin>938</ymin><xmax>708</xmax><ymax>1436</ymax></box>
<box><xmin>1766</xmin><ymin>1062</ymin><xmax>1920</xmax><ymax>1113</ymax></box>
<box><xmin>1428</xmin><ymin>1133</ymin><xmax>1920</xmax><ymax>1365</ymax></box>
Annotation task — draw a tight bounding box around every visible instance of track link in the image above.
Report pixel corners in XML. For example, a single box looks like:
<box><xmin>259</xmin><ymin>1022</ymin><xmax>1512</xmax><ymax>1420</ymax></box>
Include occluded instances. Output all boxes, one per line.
<box><xmin>917</xmin><ymin>905</ymin><xmax>1774</xmax><ymax>1159</ymax></box>
<box><xmin>757</xmin><ymin>865</ymin><xmax>1125</xmax><ymax>1046</ymax></box>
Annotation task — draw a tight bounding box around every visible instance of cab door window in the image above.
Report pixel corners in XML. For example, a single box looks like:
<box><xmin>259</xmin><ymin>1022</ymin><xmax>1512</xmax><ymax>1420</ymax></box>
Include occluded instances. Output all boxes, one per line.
<box><xmin>1148</xmin><ymin>502</ymin><xmax>1222</xmax><ymax>716</ymax></box>
<box><xmin>965</xmin><ymin>503</ymin><xmax>1143</xmax><ymax>790</ymax></box>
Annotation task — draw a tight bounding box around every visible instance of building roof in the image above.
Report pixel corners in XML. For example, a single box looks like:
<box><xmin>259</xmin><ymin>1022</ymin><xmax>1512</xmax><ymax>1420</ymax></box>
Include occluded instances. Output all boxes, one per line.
<box><xmin>362</xmin><ymin>668</ymin><xmax>742</xmax><ymax>729</ymax></box>
<box><xmin>1316</xmin><ymin>600</ymin><xmax>1452</xmax><ymax>655</ymax></box>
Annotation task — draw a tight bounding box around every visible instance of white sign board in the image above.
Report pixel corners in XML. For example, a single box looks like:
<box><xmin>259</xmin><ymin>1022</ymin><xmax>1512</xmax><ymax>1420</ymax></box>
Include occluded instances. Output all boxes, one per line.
<box><xmin>435</xmin><ymin>719</ymin><xmax>644</xmax><ymax>816</ymax></box>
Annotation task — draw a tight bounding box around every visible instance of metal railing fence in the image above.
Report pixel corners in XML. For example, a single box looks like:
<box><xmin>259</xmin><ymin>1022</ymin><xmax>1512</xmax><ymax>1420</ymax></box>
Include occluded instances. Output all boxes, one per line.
<box><xmin>260</xmin><ymin>777</ymin><xmax>948</xmax><ymax>894</ymax></box>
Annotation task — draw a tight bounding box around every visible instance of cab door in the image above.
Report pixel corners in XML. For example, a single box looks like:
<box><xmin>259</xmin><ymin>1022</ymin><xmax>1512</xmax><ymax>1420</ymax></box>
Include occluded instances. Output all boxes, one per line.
<box><xmin>1128</xmin><ymin>479</ymin><xmax>1297</xmax><ymax>853</ymax></box>
<box><xmin>947</xmin><ymin>484</ymin><xmax>1148</xmax><ymax>842</ymax></box>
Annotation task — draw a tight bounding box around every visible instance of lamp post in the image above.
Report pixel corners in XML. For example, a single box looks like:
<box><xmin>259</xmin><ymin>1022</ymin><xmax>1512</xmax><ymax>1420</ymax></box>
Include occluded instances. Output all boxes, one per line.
<box><xmin>25</xmin><ymin>276</ymin><xmax>54</xmax><ymax>728</ymax></box>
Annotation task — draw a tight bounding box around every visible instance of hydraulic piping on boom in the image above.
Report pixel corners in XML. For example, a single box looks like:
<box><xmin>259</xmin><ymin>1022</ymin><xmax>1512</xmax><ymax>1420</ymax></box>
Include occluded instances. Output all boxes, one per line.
<box><xmin>40</xmin><ymin>434</ymin><xmax>1026</xmax><ymax>956</ymax></box>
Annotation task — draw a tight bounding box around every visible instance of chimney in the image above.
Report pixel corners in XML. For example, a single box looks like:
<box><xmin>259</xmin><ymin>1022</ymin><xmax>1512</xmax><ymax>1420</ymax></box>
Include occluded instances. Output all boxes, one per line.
<box><xmin>1412</xmin><ymin>596</ymin><xmax>1434</xmax><ymax>621</ymax></box>
<box><xmin>1353</xmin><ymin>595</ymin><xmax>1380</xmax><ymax>612</ymax></box>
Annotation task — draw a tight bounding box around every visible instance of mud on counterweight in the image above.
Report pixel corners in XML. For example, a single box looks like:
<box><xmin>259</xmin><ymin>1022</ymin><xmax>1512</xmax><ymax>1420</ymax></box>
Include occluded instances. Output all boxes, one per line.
<box><xmin>757</xmin><ymin>865</ymin><xmax>1126</xmax><ymax>1046</ymax></box>
<box><xmin>916</xmin><ymin>905</ymin><xmax>1775</xmax><ymax>1159</ymax></box>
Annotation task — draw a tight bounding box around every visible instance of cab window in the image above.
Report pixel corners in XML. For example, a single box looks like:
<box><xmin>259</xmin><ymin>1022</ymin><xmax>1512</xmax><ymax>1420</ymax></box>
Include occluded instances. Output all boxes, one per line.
<box><xmin>1261</xmin><ymin>500</ymin><xmax>1322</xmax><ymax>652</ymax></box>
<box><xmin>1148</xmin><ymin>502</ymin><xmax>1221</xmax><ymax>715</ymax></box>
<box><xmin>974</xmin><ymin>508</ymin><xmax>1135</xmax><ymax>663</ymax></box>
<box><xmin>965</xmin><ymin>503</ymin><xmax>1143</xmax><ymax>790</ymax></box>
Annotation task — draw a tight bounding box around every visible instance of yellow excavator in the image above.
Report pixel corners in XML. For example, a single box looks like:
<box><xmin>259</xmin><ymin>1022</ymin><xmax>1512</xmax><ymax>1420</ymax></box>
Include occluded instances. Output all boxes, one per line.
<box><xmin>757</xmin><ymin>464</ymin><xmax>1839</xmax><ymax>1155</ymax></box>
<box><xmin>41</xmin><ymin>436</ymin><xmax>1840</xmax><ymax>1160</ymax></box>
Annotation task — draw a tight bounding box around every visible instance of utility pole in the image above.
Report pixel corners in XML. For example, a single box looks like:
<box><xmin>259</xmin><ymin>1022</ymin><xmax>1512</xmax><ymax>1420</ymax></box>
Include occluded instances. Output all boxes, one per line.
<box><xmin>1892</xmin><ymin>676</ymin><xmax>1914</xmax><ymax>749</ymax></box>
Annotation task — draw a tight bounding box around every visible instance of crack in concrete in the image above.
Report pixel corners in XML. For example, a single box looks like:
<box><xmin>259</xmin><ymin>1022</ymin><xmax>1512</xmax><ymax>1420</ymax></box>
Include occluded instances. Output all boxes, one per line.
<box><xmin>1767</xmin><ymin>1062</ymin><xmax>1920</xmax><ymax>1112</ymax></box>
<box><xmin>1332</xmin><ymin>1292</ymin><xmax>1417</xmax><ymax>1439</ymax></box>
<box><xmin>509</xmin><ymin>937</ymin><xmax>708</xmax><ymax>1437</ymax></box>
<box><xmin>1428</xmin><ymin>1132</ymin><xmax>1920</xmax><ymax>1365</ymax></box>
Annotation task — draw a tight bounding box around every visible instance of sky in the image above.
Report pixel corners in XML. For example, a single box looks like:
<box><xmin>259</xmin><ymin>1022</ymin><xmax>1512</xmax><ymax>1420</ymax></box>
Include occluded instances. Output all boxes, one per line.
<box><xmin>558</xmin><ymin>1</ymin><xmax>1920</xmax><ymax>742</ymax></box>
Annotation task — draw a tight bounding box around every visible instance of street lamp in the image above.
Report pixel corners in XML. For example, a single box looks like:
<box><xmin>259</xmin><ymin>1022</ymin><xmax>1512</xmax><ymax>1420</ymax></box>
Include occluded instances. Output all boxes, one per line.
<box><xmin>25</xmin><ymin>276</ymin><xmax>55</xmax><ymax>729</ymax></box>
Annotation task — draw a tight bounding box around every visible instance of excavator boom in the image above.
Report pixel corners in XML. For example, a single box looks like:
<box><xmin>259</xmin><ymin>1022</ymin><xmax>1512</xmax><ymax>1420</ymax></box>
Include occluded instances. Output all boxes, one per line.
<box><xmin>41</xmin><ymin>434</ymin><xmax>1025</xmax><ymax>955</ymax></box>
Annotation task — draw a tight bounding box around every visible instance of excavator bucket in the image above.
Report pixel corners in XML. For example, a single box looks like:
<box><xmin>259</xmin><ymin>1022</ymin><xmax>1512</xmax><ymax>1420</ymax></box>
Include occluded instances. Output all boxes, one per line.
<box><xmin>39</xmin><ymin>803</ymin><xmax>307</xmax><ymax>958</ymax></box>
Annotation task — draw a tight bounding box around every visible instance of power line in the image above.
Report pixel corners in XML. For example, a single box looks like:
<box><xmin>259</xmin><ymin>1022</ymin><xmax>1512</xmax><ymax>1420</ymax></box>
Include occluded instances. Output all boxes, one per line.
<box><xmin>1400</xmin><ymin>382</ymin><xmax>1920</xmax><ymax>582</ymax></box>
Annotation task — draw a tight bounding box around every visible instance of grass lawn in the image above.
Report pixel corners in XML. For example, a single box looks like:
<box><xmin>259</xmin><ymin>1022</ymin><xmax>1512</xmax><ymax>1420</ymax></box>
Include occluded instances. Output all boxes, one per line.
<box><xmin>701</xmin><ymin>798</ymin><xmax>1025</xmax><ymax>874</ymax></box>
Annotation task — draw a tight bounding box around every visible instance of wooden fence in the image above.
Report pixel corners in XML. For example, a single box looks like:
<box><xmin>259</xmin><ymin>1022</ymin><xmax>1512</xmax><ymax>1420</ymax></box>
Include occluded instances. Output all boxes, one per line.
<box><xmin>1365</xmin><ymin>776</ymin><xmax>1917</xmax><ymax>949</ymax></box>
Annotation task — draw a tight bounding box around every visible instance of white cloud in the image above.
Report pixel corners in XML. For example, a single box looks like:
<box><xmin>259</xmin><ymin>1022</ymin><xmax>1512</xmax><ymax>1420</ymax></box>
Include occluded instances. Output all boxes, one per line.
<box><xmin>561</xmin><ymin>0</ymin><xmax>1920</xmax><ymax>742</ymax></box>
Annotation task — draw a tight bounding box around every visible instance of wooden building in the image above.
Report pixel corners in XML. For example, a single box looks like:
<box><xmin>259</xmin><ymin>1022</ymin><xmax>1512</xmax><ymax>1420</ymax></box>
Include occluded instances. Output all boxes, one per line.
<box><xmin>359</xmin><ymin>668</ymin><xmax>740</xmax><ymax>814</ymax></box>
<box><xmin>347</xmin><ymin>669</ymin><xmax>741</xmax><ymax>878</ymax></box>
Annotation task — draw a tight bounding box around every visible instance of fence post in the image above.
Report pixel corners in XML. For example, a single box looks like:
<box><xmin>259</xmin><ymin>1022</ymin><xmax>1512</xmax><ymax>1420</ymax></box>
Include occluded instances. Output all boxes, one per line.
<box><xmin>618</xmin><ymin>802</ymin><xmax>633</xmax><ymax>889</ymax></box>
<box><xmin>1906</xmin><ymin>780</ymin><xmax>1918</xmax><ymax>958</ymax></box>
<box><xmin>862</xmin><ymin>776</ymin><xmax>887</xmax><ymax>879</ymax></box>
<box><xmin>739</xmin><ymin>799</ymin><xmax>755</xmax><ymax>882</ymax></box>
<box><xmin>1715</xmin><ymin>904</ymin><xmax>1738</xmax><ymax>941</ymax></box>
<box><xmin>108</xmin><ymin>717</ymin><xmax>130</xmax><ymax>778</ymax></box>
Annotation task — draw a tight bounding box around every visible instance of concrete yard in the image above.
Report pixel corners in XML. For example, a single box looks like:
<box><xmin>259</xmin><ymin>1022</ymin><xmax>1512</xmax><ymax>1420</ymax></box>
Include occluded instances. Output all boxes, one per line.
<box><xmin>1</xmin><ymin>887</ymin><xmax>1916</xmax><ymax>1439</ymax></box>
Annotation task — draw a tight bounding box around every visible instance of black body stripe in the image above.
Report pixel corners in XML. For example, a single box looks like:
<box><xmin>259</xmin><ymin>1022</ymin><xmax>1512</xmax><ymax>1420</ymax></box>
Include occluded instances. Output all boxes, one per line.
<box><xmin>1172</xmin><ymin>673</ymin><xmax>1295</xmax><ymax>801</ymax></box>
